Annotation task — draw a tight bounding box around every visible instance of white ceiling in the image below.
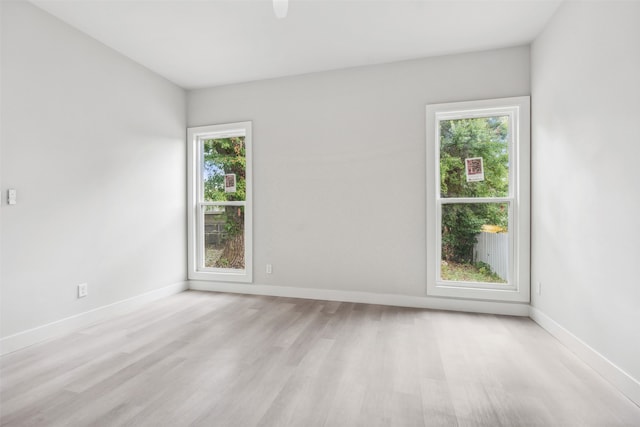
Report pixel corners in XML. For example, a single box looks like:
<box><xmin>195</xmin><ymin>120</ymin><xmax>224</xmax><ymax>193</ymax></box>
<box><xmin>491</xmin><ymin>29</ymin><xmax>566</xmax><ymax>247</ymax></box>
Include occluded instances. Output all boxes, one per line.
<box><xmin>31</xmin><ymin>0</ymin><xmax>562</xmax><ymax>90</ymax></box>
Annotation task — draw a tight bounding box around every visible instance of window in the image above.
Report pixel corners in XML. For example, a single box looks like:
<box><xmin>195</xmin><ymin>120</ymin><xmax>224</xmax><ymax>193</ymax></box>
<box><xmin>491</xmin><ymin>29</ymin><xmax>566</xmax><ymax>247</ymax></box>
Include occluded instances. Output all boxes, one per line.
<box><xmin>426</xmin><ymin>97</ymin><xmax>530</xmax><ymax>302</ymax></box>
<box><xmin>187</xmin><ymin>122</ymin><xmax>252</xmax><ymax>282</ymax></box>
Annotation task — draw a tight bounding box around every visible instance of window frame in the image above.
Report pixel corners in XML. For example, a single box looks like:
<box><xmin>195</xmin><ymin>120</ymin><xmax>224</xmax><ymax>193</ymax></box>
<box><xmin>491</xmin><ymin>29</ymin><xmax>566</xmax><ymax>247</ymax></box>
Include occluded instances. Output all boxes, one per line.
<box><xmin>426</xmin><ymin>97</ymin><xmax>530</xmax><ymax>302</ymax></box>
<box><xmin>187</xmin><ymin>122</ymin><xmax>253</xmax><ymax>283</ymax></box>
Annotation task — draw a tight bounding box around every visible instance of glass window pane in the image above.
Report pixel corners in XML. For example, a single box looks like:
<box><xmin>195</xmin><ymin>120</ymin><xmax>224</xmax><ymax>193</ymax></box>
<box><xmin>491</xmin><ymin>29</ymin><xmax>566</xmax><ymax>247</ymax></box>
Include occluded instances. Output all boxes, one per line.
<box><xmin>203</xmin><ymin>205</ymin><xmax>245</xmax><ymax>270</ymax></box>
<box><xmin>202</xmin><ymin>136</ymin><xmax>246</xmax><ymax>202</ymax></box>
<box><xmin>440</xmin><ymin>202</ymin><xmax>508</xmax><ymax>284</ymax></box>
<box><xmin>440</xmin><ymin>116</ymin><xmax>509</xmax><ymax>198</ymax></box>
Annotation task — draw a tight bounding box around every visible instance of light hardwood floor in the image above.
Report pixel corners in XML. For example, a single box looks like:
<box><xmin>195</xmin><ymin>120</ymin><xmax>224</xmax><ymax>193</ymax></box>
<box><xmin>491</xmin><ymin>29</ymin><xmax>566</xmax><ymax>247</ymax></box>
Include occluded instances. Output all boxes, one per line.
<box><xmin>1</xmin><ymin>291</ymin><xmax>639</xmax><ymax>426</ymax></box>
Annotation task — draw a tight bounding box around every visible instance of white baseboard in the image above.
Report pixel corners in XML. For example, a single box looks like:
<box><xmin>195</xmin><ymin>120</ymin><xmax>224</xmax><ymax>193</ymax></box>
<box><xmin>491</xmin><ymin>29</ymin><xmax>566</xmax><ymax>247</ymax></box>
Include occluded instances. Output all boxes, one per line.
<box><xmin>529</xmin><ymin>306</ymin><xmax>640</xmax><ymax>407</ymax></box>
<box><xmin>188</xmin><ymin>281</ymin><xmax>530</xmax><ymax>317</ymax></box>
<box><xmin>0</xmin><ymin>281</ymin><xmax>189</xmax><ymax>356</ymax></box>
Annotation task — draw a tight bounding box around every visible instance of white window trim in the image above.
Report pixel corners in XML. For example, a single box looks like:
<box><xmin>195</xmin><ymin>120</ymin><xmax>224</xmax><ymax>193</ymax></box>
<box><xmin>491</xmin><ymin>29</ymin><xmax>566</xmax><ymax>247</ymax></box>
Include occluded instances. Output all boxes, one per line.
<box><xmin>187</xmin><ymin>122</ymin><xmax>253</xmax><ymax>283</ymax></box>
<box><xmin>426</xmin><ymin>97</ymin><xmax>530</xmax><ymax>302</ymax></box>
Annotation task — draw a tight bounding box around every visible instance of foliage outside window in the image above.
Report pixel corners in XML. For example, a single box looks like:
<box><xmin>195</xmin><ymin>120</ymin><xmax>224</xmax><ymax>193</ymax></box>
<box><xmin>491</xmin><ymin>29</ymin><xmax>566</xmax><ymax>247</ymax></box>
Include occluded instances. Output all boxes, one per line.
<box><xmin>439</xmin><ymin>117</ymin><xmax>509</xmax><ymax>283</ymax></box>
<box><xmin>203</xmin><ymin>137</ymin><xmax>246</xmax><ymax>269</ymax></box>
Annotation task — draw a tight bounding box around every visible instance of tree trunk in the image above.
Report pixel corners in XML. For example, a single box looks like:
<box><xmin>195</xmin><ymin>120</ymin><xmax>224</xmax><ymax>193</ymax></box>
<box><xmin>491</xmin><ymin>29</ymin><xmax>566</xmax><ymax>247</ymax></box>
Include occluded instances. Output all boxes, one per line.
<box><xmin>219</xmin><ymin>206</ymin><xmax>245</xmax><ymax>269</ymax></box>
<box><xmin>220</xmin><ymin>231</ymin><xmax>244</xmax><ymax>269</ymax></box>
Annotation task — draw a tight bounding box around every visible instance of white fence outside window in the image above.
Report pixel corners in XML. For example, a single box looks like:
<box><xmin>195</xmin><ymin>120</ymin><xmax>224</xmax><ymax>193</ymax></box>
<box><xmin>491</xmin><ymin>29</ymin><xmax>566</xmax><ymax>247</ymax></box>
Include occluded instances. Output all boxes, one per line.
<box><xmin>474</xmin><ymin>232</ymin><xmax>509</xmax><ymax>281</ymax></box>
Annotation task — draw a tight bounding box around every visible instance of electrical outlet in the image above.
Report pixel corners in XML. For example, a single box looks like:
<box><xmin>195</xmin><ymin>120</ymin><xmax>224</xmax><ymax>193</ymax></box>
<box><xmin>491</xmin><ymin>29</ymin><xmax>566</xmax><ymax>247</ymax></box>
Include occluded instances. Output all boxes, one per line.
<box><xmin>266</xmin><ymin>264</ymin><xmax>272</xmax><ymax>274</ymax></box>
<box><xmin>7</xmin><ymin>189</ymin><xmax>17</xmax><ymax>205</ymax></box>
<box><xmin>77</xmin><ymin>283</ymin><xmax>88</xmax><ymax>298</ymax></box>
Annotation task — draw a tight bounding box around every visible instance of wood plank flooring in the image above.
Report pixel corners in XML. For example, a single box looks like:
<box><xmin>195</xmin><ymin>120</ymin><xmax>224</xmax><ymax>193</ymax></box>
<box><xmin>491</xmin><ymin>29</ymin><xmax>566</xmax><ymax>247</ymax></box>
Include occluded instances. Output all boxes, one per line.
<box><xmin>1</xmin><ymin>291</ymin><xmax>639</xmax><ymax>426</ymax></box>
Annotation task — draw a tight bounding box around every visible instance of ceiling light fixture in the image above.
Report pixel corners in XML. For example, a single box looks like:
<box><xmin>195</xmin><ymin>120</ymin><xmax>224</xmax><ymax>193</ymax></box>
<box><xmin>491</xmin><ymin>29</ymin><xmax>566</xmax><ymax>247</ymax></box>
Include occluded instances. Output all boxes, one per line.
<box><xmin>273</xmin><ymin>0</ymin><xmax>288</xmax><ymax>19</ymax></box>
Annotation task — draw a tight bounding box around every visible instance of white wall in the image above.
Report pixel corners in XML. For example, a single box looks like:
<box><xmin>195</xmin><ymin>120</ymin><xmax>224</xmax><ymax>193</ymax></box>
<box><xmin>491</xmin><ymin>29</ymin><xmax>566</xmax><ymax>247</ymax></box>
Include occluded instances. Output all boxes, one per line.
<box><xmin>531</xmin><ymin>1</ymin><xmax>640</xmax><ymax>385</ymax></box>
<box><xmin>0</xmin><ymin>1</ymin><xmax>187</xmax><ymax>339</ymax></box>
<box><xmin>188</xmin><ymin>46</ymin><xmax>530</xmax><ymax>296</ymax></box>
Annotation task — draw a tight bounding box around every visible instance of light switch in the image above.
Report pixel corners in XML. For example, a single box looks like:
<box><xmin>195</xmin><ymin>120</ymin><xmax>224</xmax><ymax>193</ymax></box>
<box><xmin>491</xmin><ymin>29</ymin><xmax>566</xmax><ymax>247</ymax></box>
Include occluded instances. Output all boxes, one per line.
<box><xmin>8</xmin><ymin>189</ymin><xmax>17</xmax><ymax>205</ymax></box>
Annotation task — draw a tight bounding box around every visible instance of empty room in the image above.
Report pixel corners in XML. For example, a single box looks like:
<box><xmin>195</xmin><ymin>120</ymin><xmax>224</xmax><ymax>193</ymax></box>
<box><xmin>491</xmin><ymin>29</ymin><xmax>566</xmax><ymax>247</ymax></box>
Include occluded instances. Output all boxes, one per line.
<box><xmin>1</xmin><ymin>0</ymin><xmax>639</xmax><ymax>425</ymax></box>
